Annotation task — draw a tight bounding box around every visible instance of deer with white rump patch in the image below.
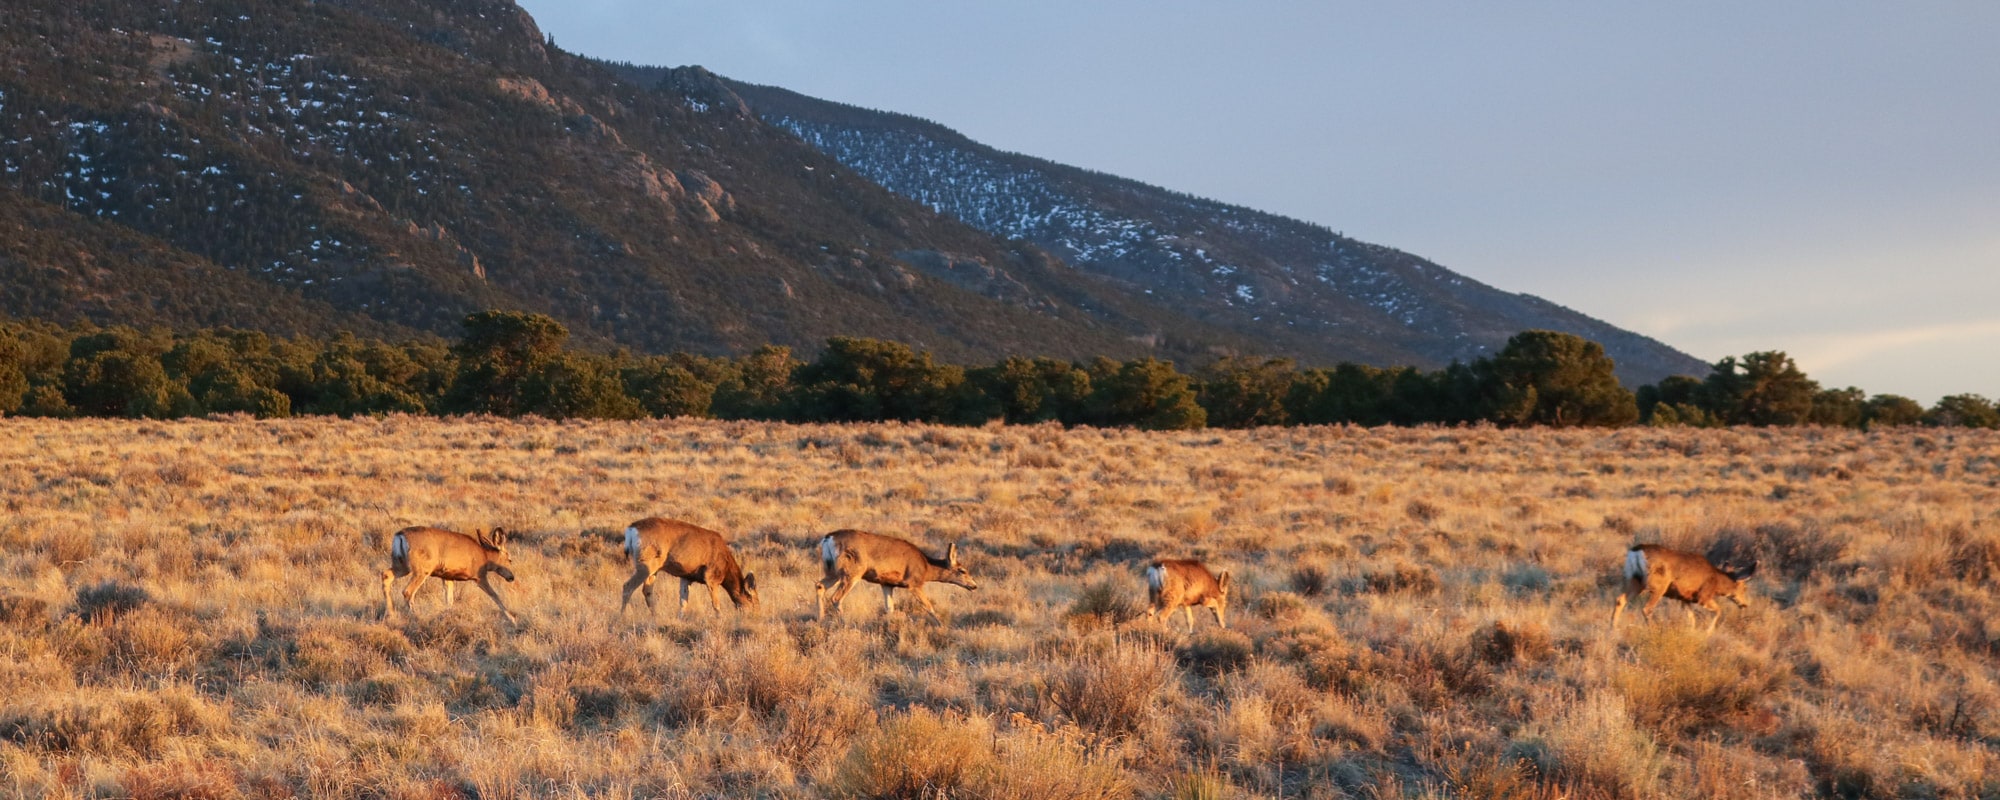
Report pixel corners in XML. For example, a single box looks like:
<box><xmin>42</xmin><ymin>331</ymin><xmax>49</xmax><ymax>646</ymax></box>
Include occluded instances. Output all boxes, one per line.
<box><xmin>619</xmin><ymin>517</ymin><xmax>759</xmax><ymax>616</ymax></box>
<box><xmin>814</xmin><ymin>529</ymin><xmax>976</xmax><ymax>621</ymax></box>
<box><xmin>1145</xmin><ymin>559</ymin><xmax>1230</xmax><ymax>631</ymax></box>
<box><xmin>381</xmin><ymin>526</ymin><xmax>519</xmax><ymax>625</ymax></box>
<box><xmin>1612</xmin><ymin>544</ymin><xmax>1757</xmax><ymax>634</ymax></box>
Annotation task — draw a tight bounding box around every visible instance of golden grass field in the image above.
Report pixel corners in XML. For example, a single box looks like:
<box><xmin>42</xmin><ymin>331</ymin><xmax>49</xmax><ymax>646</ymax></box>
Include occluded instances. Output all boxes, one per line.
<box><xmin>1</xmin><ymin>417</ymin><xmax>1996</xmax><ymax>799</ymax></box>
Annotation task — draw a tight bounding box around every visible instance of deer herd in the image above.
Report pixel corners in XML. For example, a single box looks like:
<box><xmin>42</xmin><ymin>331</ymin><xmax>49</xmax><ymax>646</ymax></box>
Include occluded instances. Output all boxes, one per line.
<box><xmin>381</xmin><ymin>519</ymin><xmax>1757</xmax><ymax>634</ymax></box>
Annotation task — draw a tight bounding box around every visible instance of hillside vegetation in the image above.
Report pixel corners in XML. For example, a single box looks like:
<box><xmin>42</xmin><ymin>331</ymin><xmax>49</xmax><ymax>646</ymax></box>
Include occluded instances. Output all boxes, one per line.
<box><xmin>2</xmin><ymin>418</ymin><xmax>1996</xmax><ymax>798</ymax></box>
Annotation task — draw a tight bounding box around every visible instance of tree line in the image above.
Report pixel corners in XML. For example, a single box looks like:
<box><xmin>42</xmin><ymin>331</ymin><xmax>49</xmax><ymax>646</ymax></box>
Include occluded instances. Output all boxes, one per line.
<box><xmin>0</xmin><ymin>311</ymin><xmax>1992</xmax><ymax>430</ymax></box>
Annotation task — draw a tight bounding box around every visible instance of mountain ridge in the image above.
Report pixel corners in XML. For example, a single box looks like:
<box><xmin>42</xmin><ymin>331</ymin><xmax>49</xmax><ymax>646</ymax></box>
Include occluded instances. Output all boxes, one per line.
<box><xmin>720</xmin><ymin>78</ymin><xmax>1707</xmax><ymax>383</ymax></box>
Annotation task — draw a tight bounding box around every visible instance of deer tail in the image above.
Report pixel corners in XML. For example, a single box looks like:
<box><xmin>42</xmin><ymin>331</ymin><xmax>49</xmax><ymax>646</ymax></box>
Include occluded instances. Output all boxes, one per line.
<box><xmin>819</xmin><ymin>535</ymin><xmax>839</xmax><ymax>569</ymax></box>
<box><xmin>1145</xmin><ymin>563</ymin><xmax>1166</xmax><ymax>592</ymax></box>
<box><xmin>1624</xmin><ymin>547</ymin><xmax>1648</xmax><ymax>581</ymax></box>
<box><xmin>390</xmin><ymin>531</ymin><xmax>410</xmax><ymax>564</ymax></box>
<box><xmin>623</xmin><ymin>526</ymin><xmax>640</xmax><ymax>561</ymax></box>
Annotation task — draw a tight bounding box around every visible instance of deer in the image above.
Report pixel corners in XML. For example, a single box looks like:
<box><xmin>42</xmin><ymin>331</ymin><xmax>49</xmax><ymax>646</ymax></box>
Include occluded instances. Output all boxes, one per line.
<box><xmin>1612</xmin><ymin>544</ymin><xmax>1757</xmax><ymax>634</ymax></box>
<box><xmin>618</xmin><ymin>517</ymin><xmax>759</xmax><ymax>617</ymax></box>
<box><xmin>814</xmin><ymin>529</ymin><xmax>977</xmax><ymax>621</ymax></box>
<box><xmin>1144</xmin><ymin>559</ymin><xmax>1231</xmax><ymax>631</ymax></box>
<box><xmin>381</xmin><ymin>526</ymin><xmax>518</xmax><ymax>625</ymax></box>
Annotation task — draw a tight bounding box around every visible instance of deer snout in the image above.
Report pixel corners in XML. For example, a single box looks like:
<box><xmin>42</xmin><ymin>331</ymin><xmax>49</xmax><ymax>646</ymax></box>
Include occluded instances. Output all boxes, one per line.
<box><xmin>492</xmin><ymin>565</ymin><xmax>517</xmax><ymax>582</ymax></box>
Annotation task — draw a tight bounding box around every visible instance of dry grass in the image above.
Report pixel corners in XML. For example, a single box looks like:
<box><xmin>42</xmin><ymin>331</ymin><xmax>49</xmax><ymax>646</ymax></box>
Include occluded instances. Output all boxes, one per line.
<box><xmin>1</xmin><ymin>417</ymin><xmax>1997</xmax><ymax>798</ymax></box>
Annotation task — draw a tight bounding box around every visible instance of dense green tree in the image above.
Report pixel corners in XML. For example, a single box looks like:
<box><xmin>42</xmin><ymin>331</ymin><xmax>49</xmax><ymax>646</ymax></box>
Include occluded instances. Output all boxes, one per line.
<box><xmin>443</xmin><ymin>311</ymin><xmax>569</xmax><ymax>415</ymax></box>
<box><xmin>1862</xmin><ymin>394</ymin><xmax>1925</xmax><ymax>428</ymax></box>
<box><xmin>1702</xmin><ymin>351</ymin><xmax>1817</xmax><ymax>426</ymax></box>
<box><xmin>63</xmin><ymin>348</ymin><xmax>191</xmax><ymax>419</ymax></box>
<box><xmin>622</xmin><ymin>353</ymin><xmax>726</xmax><ymax>418</ymax></box>
<box><xmin>711</xmin><ymin>345</ymin><xmax>799</xmax><ymax>420</ymax></box>
<box><xmin>1806</xmin><ymin>387</ymin><xmax>1866</xmax><ymax>428</ymax></box>
<box><xmin>1197</xmin><ymin>356</ymin><xmax>1296</xmax><ymax>428</ymax></box>
<box><xmin>290</xmin><ymin>334</ymin><xmax>449</xmax><ymax>416</ymax></box>
<box><xmin>1288</xmin><ymin>363</ymin><xmax>1396</xmax><ymax>425</ymax></box>
<box><xmin>1087</xmin><ymin>357</ymin><xmax>1206</xmax><ymax>430</ymax></box>
<box><xmin>520</xmin><ymin>354</ymin><xmax>644</xmax><ymax>420</ymax></box>
<box><xmin>1925</xmin><ymin>394</ymin><xmax>1999</xmax><ymax>429</ymax></box>
<box><xmin>787</xmin><ymin>337</ymin><xmax>982</xmax><ymax>423</ymax></box>
<box><xmin>1478</xmin><ymin>330</ymin><xmax>1637</xmax><ymax>427</ymax></box>
<box><xmin>163</xmin><ymin>329</ymin><xmax>292</xmax><ymax>417</ymax></box>
<box><xmin>969</xmin><ymin>356</ymin><xmax>1091</xmax><ymax>425</ymax></box>
<box><xmin>1637</xmin><ymin>375</ymin><xmax>1703</xmax><ymax>423</ymax></box>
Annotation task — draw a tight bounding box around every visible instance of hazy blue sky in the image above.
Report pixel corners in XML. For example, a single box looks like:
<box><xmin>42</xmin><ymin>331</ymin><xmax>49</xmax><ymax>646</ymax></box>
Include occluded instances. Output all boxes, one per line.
<box><xmin>516</xmin><ymin>1</ymin><xmax>2000</xmax><ymax>403</ymax></box>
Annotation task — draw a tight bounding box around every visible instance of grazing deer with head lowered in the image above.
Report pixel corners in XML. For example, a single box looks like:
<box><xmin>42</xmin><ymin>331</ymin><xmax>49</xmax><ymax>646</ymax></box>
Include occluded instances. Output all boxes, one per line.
<box><xmin>619</xmin><ymin>517</ymin><xmax>758</xmax><ymax>617</ymax></box>
<box><xmin>381</xmin><ymin>526</ymin><xmax>518</xmax><ymax>625</ymax></box>
<box><xmin>815</xmin><ymin>530</ymin><xmax>977</xmax><ymax>621</ymax></box>
<box><xmin>1612</xmin><ymin>544</ymin><xmax>1756</xmax><ymax>634</ymax></box>
<box><xmin>1145</xmin><ymin>559</ymin><xmax>1230</xmax><ymax>631</ymax></box>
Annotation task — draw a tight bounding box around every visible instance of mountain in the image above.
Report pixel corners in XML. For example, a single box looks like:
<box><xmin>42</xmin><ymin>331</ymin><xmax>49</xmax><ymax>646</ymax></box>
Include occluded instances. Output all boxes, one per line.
<box><xmin>0</xmin><ymin>0</ymin><xmax>1705</xmax><ymax>382</ymax></box>
<box><xmin>722</xmin><ymin>81</ymin><xmax>1708</xmax><ymax>383</ymax></box>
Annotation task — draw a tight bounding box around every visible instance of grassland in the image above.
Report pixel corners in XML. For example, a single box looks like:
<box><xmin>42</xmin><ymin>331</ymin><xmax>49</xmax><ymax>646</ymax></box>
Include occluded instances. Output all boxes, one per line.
<box><xmin>1</xmin><ymin>417</ymin><xmax>1996</xmax><ymax>799</ymax></box>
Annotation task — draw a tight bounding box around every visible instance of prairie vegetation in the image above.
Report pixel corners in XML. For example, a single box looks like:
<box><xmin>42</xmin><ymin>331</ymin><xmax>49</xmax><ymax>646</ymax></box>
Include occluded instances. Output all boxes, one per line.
<box><xmin>1</xmin><ymin>417</ymin><xmax>1996</xmax><ymax>798</ymax></box>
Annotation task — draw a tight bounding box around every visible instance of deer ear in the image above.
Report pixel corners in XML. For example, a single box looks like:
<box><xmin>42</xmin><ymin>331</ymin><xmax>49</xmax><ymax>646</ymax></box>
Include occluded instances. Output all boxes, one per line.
<box><xmin>948</xmin><ymin>542</ymin><xmax>960</xmax><ymax>568</ymax></box>
<box><xmin>1220</xmin><ymin>571</ymin><xmax>1232</xmax><ymax>590</ymax></box>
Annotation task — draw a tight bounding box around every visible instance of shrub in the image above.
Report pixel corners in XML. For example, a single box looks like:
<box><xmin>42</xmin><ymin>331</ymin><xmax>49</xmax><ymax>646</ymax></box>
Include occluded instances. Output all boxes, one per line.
<box><xmin>1363</xmin><ymin>561</ymin><xmax>1440</xmax><ymax>595</ymax></box>
<box><xmin>969</xmin><ymin>721</ymin><xmax>1135</xmax><ymax>800</ymax></box>
<box><xmin>1043</xmin><ymin>644</ymin><xmax>1171</xmax><ymax>735</ymax></box>
<box><xmin>829</xmin><ymin>707</ymin><xmax>994</xmax><ymax>800</ymax></box>
<box><xmin>73</xmin><ymin>580</ymin><xmax>150</xmax><ymax>624</ymax></box>
<box><xmin>1471</xmin><ymin>620</ymin><xmax>1555</xmax><ymax>667</ymax></box>
<box><xmin>1065</xmin><ymin>579</ymin><xmax>1140</xmax><ymax>627</ymax></box>
<box><xmin>1615</xmin><ymin>625</ymin><xmax>1788</xmax><ymax>737</ymax></box>
<box><xmin>1289</xmin><ymin>564</ymin><xmax>1331</xmax><ymax>597</ymax></box>
<box><xmin>1176</xmin><ymin>629</ymin><xmax>1254</xmax><ymax>676</ymax></box>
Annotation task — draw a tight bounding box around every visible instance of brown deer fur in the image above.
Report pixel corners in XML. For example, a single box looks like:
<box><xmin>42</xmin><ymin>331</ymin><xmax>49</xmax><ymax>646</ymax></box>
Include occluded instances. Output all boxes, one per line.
<box><xmin>1145</xmin><ymin>559</ymin><xmax>1231</xmax><ymax>631</ymax></box>
<box><xmin>1612</xmin><ymin>544</ymin><xmax>1757</xmax><ymax>633</ymax></box>
<box><xmin>381</xmin><ymin>526</ymin><xmax>518</xmax><ymax>625</ymax></box>
<box><xmin>814</xmin><ymin>529</ymin><xmax>976</xmax><ymax>621</ymax></box>
<box><xmin>618</xmin><ymin>517</ymin><xmax>758</xmax><ymax>616</ymax></box>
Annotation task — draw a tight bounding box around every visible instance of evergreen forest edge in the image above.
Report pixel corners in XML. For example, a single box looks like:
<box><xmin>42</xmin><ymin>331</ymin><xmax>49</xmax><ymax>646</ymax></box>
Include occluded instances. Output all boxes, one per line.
<box><xmin>0</xmin><ymin>310</ymin><xmax>1990</xmax><ymax>431</ymax></box>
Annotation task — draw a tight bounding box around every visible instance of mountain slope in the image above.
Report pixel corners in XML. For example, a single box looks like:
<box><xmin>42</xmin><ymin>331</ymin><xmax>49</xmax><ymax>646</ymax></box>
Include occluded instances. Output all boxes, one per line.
<box><xmin>726</xmin><ymin>81</ymin><xmax>1708</xmax><ymax>383</ymax></box>
<box><xmin>0</xmin><ymin>0</ymin><xmax>1705</xmax><ymax>383</ymax></box>
<box><xmin>0</xmin><ymin>0</ymin><xmax>1268</xmax><ymax>363</ymax></box>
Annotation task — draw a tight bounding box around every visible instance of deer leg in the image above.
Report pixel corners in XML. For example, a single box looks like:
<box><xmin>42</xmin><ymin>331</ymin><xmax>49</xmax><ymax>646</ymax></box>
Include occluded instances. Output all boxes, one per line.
<box><xmin>618</xmin><ymin>566</ymin><xmax>652</xmax><ymax>617</ymax></box>
<box><xmin>381</xmin><ymin>568</ymin><xmax>401</xmax><ymax>620</ymax></box>
<box><xmin>477</xmin><ymin>573</ymin><xmax>519</xmax><ymax>626</ymax></box>
<box><xmin>403</xmin><ymin>571</ymin><xmax>432</xmax><ymax>615</ymax></box>
<box><xmin>823</xmin><ymin>576</ymin><xmax>860</xmax><ymax>619</ymax></box>
<box><xmin>677</xmin><ymin>578</ymin><xmax>692</xmax><ymax>617</ymax></box>
<box><xmin>444</xmin><ymin>581</ymin><xmax>456</xmax><ymax>607</ymax></box>
<box><xmin>881</xmin><ymin>584</ymin><xmax>896</xmax><ymax>615</ymax></box>
<box><xmin>1183</xmin><ymin>605</ymin><xmax>1198</xmax><ymax>632</ymax></box>
<box><xmin>1701</xmin><ymin>599</ymin><xmax>1723</xmax><ymax>634</ymax></box>
<box><xmin>1640</xmin><ymin>589</ymin><xmax>1665</xmax><ymax>624</ymax></box>
<box><xmin>909</xmin><ymin>586</ymin><xmax>942</xmax><ymax>622</ymax></box>
<box><xmin>706</xmin><ymin>580</ymin><xmax>725</xmax><ymax>613</ymax></box>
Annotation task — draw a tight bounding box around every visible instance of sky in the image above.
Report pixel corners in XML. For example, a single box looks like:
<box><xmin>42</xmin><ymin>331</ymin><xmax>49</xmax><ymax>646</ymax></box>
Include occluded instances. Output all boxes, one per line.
<box><xmin>515</xmin><ymin>1</ymin><xmax>2000</xmax><ymax>403</ymax></box>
